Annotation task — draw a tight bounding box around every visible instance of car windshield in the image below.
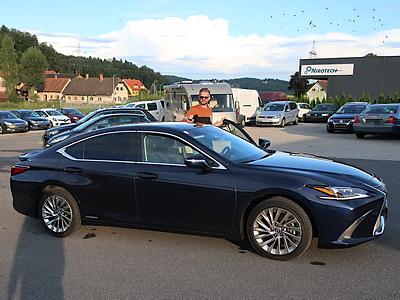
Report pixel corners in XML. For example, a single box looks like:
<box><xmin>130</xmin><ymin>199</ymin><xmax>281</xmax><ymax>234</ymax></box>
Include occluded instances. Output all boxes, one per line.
<box><xmin>21</xmin><ymin>110</ymin><xmax>40</xmax><ymax>117</ymax></box>
<box><xmin>314</xmin><ymin>104</ymin><xmax>333</xmax><ymax>111</ymax></box>
<box><xmin>184</xmin><ymin>125</ymin><xmax>267</xmax><ymax>163</ymax></box>
<box><xmin>363</xmin><ymin>105</ymin><xmax>398</xmax><ymax>114</ymax></box>
<box><xmin>263</xmin><ymin>103</ymin><xmax>285</xmax><ymax>111</ymax></box>
<box><xmin>191</xmin><ymin>94</ymin><xmax>234</xmax><ymax>112</ymax></box>
<box><xmin>0</xmin><ymin>111</ymin><xmax>18</xmax><ymax>119</ymax></box>
<box><xmin>46</xmin><ymin>110</ymin><xmax>63</xmax><ymax>116</ymax></box>
<box><xmin>336</xmin><ymin>105</ymin><xmax>367</xmax><ymax>114</ymax></box>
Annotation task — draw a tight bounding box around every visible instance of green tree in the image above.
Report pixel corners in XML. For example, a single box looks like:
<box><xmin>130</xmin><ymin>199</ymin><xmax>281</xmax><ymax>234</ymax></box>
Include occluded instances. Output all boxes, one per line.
<box><xmin>19</xmin><ymin>47</ymin><xmax>48</xmax><ymax>90</ymax></box>
<box><xmin>0</xmin><ymin>35</ymin><xmax>19</xmax><ymax>101</ymax></box>
<box><xmin>288</xmin><ymin>72</ymin><xmax>309</xmax><ymax>98</ymax></box>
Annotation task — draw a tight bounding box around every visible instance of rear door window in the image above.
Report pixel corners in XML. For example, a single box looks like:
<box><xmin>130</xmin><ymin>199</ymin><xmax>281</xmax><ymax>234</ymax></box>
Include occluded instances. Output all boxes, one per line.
<box><xmin>147</xmin><ymin>102</ymin><xmax>157</xmax><ymax>111</ymax></box>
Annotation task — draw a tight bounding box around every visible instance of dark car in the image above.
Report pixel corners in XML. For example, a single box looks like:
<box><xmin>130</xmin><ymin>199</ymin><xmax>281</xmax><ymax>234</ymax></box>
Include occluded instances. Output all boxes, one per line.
<box><xmin>10</xmin><ymin>110</ymin><xmax>51</xmax><ymax>130</ymax></box>
<box><xmin>327</xmin><ymin>102</ymin><xmax>368</xmax><ymax>133</ymax></box>
<box><xmin>353</xmin><ymin>103</ymin><xmax>400</xmax><ymax>138</ymax></box>
<box><xmin>43</xmin><ymin>107</ymin><xmax>157</xmax><ymax>145</ymax></box>
<box><xmin>0</xmin><ymin>111</ymin><xmax>28</xmax><ymax>134</ymax></box>
<box><xmin>46</xmin><ymin>113</ymin><xmax>151</xmax><ymax>147</ymax></box>
<box><xmin>57</xmin><ymin>108</ymin><xmax>85</xmax><ymax>123</ymax></box>
<box><xmin>304</xmin><ymin>103</ymin><xmax>337</xmax><ymax>123</ymax></box>
<box><xmin>11</xmin><ymin>122</ymin><xmax>387</xmax><ymax>261</ymax></box>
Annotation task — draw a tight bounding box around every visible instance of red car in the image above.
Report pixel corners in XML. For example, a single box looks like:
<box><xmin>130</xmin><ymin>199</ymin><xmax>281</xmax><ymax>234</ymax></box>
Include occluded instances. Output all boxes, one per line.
<box><xmin>57</xmin><ymin>108</ymin><xmax>84</xmax><ymax>123</ymax></box>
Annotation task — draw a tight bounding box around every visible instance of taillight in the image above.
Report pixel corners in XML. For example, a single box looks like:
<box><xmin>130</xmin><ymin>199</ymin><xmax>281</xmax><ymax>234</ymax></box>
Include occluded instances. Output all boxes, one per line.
<box><xmin>354</xmin><ymin>115</ymin><xmax>360</xmax><ymax>124</ymax></box>
<box><xmin>385</xmin><ymin>115</ymin><xmax>398</xmax><ymax>124</ymax></box>
<box><xmin>11</xmin><ymin>166</ymin><xmax>30</xmax><ymax>176</ymax></box>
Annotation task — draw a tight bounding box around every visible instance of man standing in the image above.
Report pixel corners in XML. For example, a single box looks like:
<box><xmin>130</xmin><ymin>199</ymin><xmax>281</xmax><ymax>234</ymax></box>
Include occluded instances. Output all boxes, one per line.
<box><xmin>184</xmin><ymin>88</ymin><xmax>223</xmax><ymax>126</ymax></box>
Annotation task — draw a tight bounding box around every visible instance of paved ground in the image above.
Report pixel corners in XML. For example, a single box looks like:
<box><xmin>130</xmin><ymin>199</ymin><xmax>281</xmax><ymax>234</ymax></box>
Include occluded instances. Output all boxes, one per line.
<box><xmin>0</xmin><ymin>126</ymin><xmax>399</xmax><ymax>299</ymax></box>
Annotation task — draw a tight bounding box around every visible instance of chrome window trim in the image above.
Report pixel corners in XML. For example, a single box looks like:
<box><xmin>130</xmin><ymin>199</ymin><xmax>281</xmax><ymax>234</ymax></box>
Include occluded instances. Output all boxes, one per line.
<box><xmin>57</xmin><ymin>129</ymin><xmax>227</xmax><ymax>170</ymax></box>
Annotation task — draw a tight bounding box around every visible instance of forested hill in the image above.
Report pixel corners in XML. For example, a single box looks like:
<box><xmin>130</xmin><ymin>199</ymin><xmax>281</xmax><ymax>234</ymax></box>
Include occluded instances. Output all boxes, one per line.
<box><xmin>165</xmin><ymin>75</ymin><xmax>289</xmax><ymax>93</ymax></box>
<box><xmin>0</xmin><ymin>25</ymin><xmax>167</xmax><ymax>88</ymax></box>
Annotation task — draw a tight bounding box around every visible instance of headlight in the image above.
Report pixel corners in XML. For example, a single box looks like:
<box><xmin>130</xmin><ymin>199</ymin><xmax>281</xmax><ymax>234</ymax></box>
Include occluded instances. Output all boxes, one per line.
<box><xmin>52</xmin><ymin>117</ymin><xmax>58</xmax><ymax>121</ymax></box>
<box><xmin>49</xmin><ymin>134</ymin><xmax>70</xmax><ymax>144</ymax></box>
<box><xmin>309</xmin><ymin>186</ymin><xmax>370</xmax><ymax>200</ymax></box>
<box><xmin>31</xmin><ymin>120</ymin><xmax>37</xmax><ymax>125</ymax></box>
<box><xmin>47</xmin><ymin>130</ymin><xmax>59</xmax><ymax>136</ymax></box>
<box><xmin>322</xmin><ymin>113</ymin><xmax>329</xmax><ymax>116</ymax></box>
<box><xmin>327</xmin><ymin>118</ymin><xmax>332</xmax><ymax>122</ymax></box>
<box><xmin>4</xmin><ymin>121</ymin><xmax>12</xmax><ymax>126</ymax></box>
<box><xmin>273</xmin><ymin>115</ymin><xmax>280</xmax><ymax>119</ymax></box>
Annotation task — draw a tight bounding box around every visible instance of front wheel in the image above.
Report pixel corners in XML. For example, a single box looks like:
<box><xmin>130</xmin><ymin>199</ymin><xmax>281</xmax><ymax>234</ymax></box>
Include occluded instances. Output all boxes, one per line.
<box><xmin>356</xmin><ymin>133</ymin><xmax>365</xmax><ymax>139</ymax></box>
<box><xmin>280</xmin><ymin>118</ymin><xmax>286</xmax><ymax>127</ymax></box>
<box><xmin>39</xmin><ymin>187</ymin><xmax>81</xmax><ymax>237</ymax></box>
<box><xmin>0</xmin><ymin>125</ymin><xmax>3</xmax><ymax>134</ymax></box>
<box><xmin>246</xmin><ymin>197</ymin><xmax>313</xmax><ymax>260</ymax></box>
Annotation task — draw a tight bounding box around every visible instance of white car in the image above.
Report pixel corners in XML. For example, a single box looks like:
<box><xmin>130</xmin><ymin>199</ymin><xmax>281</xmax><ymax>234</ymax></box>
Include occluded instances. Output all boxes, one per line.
<box><xmin>124</xmin><ymin>100</ymin><xmax>165</xmax><ymax>121</ymax></box>
<box><xmin>34</xmin><ymin>109</ymin><xmax>71</xmax><ymax>127</ymax></box>
<box><xmin>256</xmin><ymin>101</ymin><xmax>299</xmax><ymax>127</ymax></box>
<box><xmin>297</xmin><ymin>103</ymin><xmax>312</xmax><ymax>121</ymax></box>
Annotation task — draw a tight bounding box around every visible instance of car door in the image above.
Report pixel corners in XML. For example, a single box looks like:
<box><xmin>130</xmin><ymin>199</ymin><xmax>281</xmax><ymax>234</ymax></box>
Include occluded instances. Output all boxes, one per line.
<box><xmin>59</xmin><ymin>132</ymin><xmax>138</xmax><ymax>223</ymax></box>
<box><xmin>135</xmin><ymin>132</ymin><xmax>236</xmax><ymax>234</ymax></box>
<box><xmin>146</xmin><ymin>102</ymin><xmax>160</xmax><ymax>121</ymax></box>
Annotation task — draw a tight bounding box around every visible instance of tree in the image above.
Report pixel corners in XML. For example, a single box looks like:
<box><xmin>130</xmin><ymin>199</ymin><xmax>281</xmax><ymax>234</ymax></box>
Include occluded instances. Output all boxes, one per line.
<box><xmin>288</xmin><ymin>72</ymin><xmax>309</xmax><ymax>98</ymax></box>
<box><xmin>19</xmin><ymin>47</ymin><xmax>48</xmax><ymax>90</ymax></box>
<box><xmin>0</xmin><ymin>35</ymin><xmax>19</xmax><ymax>101</ymax></box>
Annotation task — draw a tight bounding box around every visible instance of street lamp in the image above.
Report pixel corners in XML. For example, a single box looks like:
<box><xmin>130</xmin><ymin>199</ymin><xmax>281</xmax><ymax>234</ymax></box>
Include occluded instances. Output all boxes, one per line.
<box><xmin>112</xmin><ymin>74</ymin><xmax>118</xmax><ymax>101</ymax></box>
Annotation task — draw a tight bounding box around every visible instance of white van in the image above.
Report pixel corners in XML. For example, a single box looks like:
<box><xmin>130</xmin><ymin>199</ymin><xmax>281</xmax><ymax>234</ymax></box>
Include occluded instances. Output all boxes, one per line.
<box><xmin>124</xmin><ymin>100</ymin><xmax>165</xmax><ymax>121</ymax></box>
<box><xmin>163</xmin><ymin>81</ymin><xmax>239</xmax><ymax>124</ymax></box>
<box><xmin>232</xmin><ymin>88</ymin><xmax>262</xmax><ymax>124</ymax></box>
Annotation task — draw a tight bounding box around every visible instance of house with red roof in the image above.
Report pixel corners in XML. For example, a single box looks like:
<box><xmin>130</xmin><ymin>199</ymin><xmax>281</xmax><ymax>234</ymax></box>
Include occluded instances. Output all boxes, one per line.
<box><xmin>306</xmin><ymin>80</ymin><xmax>328</xmax><ymax>101</ymax></box>
<box><xmin>123</xmin><ymin>79</ymin><xmax>147</xmax><ymax>96</ymax></box>
<box><xmin>37</xmin><ymin>77</ymin><xmax>71</xmax><ymax>101</ymax></box>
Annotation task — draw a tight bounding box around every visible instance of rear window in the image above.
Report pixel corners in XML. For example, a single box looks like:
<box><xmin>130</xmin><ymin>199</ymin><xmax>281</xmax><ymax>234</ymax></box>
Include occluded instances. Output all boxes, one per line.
<box><xmin>363</xmin><ymin>105</ymin><xmax>398</xmax><ymax>114</ymax></box>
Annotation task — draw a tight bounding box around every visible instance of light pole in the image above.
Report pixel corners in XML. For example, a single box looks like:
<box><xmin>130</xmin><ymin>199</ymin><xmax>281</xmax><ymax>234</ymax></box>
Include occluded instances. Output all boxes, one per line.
<box><xmin>112</xmin><ymin>74</ymin><xmax>118</xmax><ymax>101</ymax></box>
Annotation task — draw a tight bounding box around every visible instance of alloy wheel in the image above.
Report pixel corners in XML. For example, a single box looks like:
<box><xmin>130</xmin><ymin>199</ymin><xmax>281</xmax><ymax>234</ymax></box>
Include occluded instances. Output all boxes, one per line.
<box><xmin>253</xmin><ymin>207</ymin><xmax>302</xmax><ymax>255</ymax></box>
<box><xmin>42</xmin><ymin>195</ymin><xmax>73</xmax><ymax>233</ymax></box>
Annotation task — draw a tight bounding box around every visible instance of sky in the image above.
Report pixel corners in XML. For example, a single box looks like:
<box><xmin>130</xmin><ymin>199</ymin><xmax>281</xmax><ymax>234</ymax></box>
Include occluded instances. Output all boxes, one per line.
<box><xmin>1</xmin><ymin>0</ymin><xmax>399</xmax><ymax>80</ymax></box>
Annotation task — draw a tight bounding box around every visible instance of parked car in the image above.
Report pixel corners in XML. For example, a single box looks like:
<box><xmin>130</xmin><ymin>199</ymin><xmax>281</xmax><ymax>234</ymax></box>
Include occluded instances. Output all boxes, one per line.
<box><xmin>11</xmin><ymin>122</ymin><xmax>387</xmax><ymax>261</ymax></box>
<box><xmin>303</xmin><ymin>103</ymin><xmax>337</xmax><ymax>123</ymax></box>
<box><xmin>0</xmin><ymin>111</ymin><xmax>28</xmax><ymax>134</ymax></box>
<box><xmin>297</xmin><ymin>103</ymin><xmax>312</xmax><ymax>121</ymax></box>
<box><xmin>46</xmin><ymin>113</ymin><xmax>151</xmax><ymax>147</ymax></box>
<box><xmin>57</xmin><ymin>108</ymin><xmax>85</xmax><ymax>123</ymax></box>
<box><xmin>43</xmin><ymin>107</ymin><xmax>157</xmax><ymax>145</ymax></box>
<box><xmin>34</xmin><ymin>109</ymin><xmax>71</xmax><ymax>127</ymax></box>
<box><xmin>232</xmin><ymin>88</ymin><xmax>262</xmax><ymax>124</ymax></box>
<box><xmin>327</xmin><ymin>102</ymin><xmax>369</xmax><ymax>133</ymax></box>
<box><xmin>10</xmin><ymin>110</ymin><xmax>51</xmax><ymax>130</ymax></box>
<box><xmin>125</xmin><ymin>100</ymin><xmax>165</xmax><ymax>121</ymax></box>
<box><xmin>256</xmin><ymin>101</ymin><xmax>299</xmax><ymax>127</ymax></box>
<box><xmin>353</xmin><ymin>103</ymin><xmax>400</xmax><ymax>138</ymax></box>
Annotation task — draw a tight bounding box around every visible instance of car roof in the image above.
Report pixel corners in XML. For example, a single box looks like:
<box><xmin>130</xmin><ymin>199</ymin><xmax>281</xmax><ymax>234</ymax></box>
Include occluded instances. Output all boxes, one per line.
<box><xmin>367</xmin><ymin>103</ymin><xmax>400</xmax><ymax>106</ymax></box>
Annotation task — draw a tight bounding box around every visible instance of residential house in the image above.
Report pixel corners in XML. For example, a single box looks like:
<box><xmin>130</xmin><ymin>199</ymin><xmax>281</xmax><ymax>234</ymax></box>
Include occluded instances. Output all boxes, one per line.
<box><xmin>63</xmin><ymin>74</ymin><xmax>128</xmax><ymax>104</ymax></box>
<box><xmin>123</xmin><ymin>79</ymin><xmax>147</xmax><ymax>97</ymax></box>
<box><xmin>37</xmin><ymin>77</ymin><xmax>71</xmax><ymax>101</ymax></box>
<box><xmin>306</xmin><ymin>80</ymin><xmax>328</xmax><ymax>101</ymax></box>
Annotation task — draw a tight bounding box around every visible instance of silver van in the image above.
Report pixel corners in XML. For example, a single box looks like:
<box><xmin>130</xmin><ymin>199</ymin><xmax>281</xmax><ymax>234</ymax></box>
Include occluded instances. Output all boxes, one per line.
<box><xmin>256</xmin><ymin>101</ymin><xmax>299</xmax><ymax>127</ymax></box>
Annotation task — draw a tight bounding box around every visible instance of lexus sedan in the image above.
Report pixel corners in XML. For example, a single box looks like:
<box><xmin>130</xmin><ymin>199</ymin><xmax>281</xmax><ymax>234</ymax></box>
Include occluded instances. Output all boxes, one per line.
<box><xmin>327</xmin><ymin>102</ymin><xmax>368</xmax><ymax>133</ymax></box>
<box><xmin>0</xmin><ymin>111</ymin><xmax>28</xmax><ymax>134</ymax></box>
<box><xmin>10</xmin><ymin>110</ymin><xmax>51</xmax><ymax>130</ymax></box>
<box><xmin>11</xmin><ymin>122</ymin><xmax>387</xmax><ymax>261</ymax></box>
<box><xmin>304</xmin><ymin>103</ymin><xmax>337</xmax><ymax>123</ymax></box>
<box><xmin>354</xmin><ymin>103</ymin><xmax>400</xmax><ymax>138</ymax></box>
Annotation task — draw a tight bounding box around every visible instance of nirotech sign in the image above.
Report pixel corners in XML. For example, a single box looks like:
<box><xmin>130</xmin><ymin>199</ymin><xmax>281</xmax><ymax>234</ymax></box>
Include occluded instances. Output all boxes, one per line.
<box><xmin>301</xmin><ymin>64</ymin><xmax>354</xmax><ymax>76</ymax></box>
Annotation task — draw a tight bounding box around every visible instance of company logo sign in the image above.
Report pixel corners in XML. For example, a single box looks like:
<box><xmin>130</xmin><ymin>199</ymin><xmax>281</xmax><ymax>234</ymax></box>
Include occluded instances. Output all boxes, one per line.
<box><xmin>301</xmin><ymin>64</ymin><xmax>354</xmax><ymax>76</ymax></box>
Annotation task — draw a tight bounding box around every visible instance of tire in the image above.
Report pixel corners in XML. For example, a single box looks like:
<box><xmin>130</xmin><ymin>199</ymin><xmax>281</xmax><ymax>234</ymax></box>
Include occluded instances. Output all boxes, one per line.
<box><xmin>39</xmin><ymin>187</ymin><xmax>81</xmax><ymax>237</ymax></box>
<box><xmin>356</xmin><ymin>133</ymin><xmax>365</xmax><ymax>139</ymax></box>
<box><xmin>49</xmin><ymin>120</ymin><xmax>54</xmax><ymax>128</ymax></box>
<box><xmin>280</xmin><ymin>118</ymin><xmax>286</xmax><ymax>127</ymax></box>
<box><xmin>241</xmin><ymin>118</ymin><xmax>245</xmax><ymax>128</ymax></box>
<box><xmin>293</xmin><ymin>116</ymin><xmax>298</xmax><ymax>125</ymax></box>
<box><xmin>327</xmin><ymin>126</ymin><xmax>334</xmax><ymax>133</ymax></box>
<box><xmin>246</xmin><ymin>196</ymin><xmax>313</xmax><ymax>261</ymax></box>
<box><xmin>0</xmin><ymin>125</ymin><xmax>3</xmax><ymax>134</ymax></box>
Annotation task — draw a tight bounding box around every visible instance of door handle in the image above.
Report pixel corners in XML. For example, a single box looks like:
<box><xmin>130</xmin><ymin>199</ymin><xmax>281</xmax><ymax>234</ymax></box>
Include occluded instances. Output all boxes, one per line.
<box><xmin>64</xmin><ymin>167</ymin><xmax>83</xmax><ymax>174</ymax></box>
<box><xmin>137</xmin><ymin>172</ymin><xmax>158</xmax><ymax>180</ymax></box>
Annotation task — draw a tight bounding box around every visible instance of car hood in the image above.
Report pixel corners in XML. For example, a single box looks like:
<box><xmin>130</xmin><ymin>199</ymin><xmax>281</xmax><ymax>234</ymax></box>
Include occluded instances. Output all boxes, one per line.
<box><xmin>258</xmin><ymin>111</ymin><xmax>283</xmax><ymax>116</ymax></box>
<box><xmin>248</xmin><ymin>151</ymin><xmax>381</xmax><ymax>187</ymax></box>
<box><xmin>29</xmin><ymin>117</ymin><xmax>49</xmax><ymax>122</ymax></box>
<box><xmin>46</xmin><ymin>123</ymin><xmax>78</xmax><ymax>133</ymax></box>
<box><xmin>2</xmin><ymin>118</ymin><xmax>26</xmax><ymax>124</ymax></box>
<box><xmin>308</xmin><ymin>110</ymin><xmax>333</xmax><ymax>114</ymax></box>
<box><xmin>330</xmin><ymin>113</ymin><xmax>357</xmax><ymax>119</ymax></box>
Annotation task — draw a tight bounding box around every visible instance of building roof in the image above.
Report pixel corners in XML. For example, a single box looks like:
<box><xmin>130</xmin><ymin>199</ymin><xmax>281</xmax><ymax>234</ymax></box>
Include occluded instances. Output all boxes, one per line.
<box><xmin>123</xmin><ymin>79</ymin><xmax>147</xmax><ymax>93</ymax></box>
<box><xmin>44</xmin><ymin>70</ymin><xmax>57</xmax><ymax>75</ymax></box>
<box><xmin>317</xmin><ymin>80</ymin><xmax>328</xmax><ymax>90</ymax></box>
<box><xmin>63</xmin><ymin>76</ymin><xmax>121</xmax><ymax>96</ymax></box>
<box><xmin>259</xmin><ymin>92</ymin><xmax>288</xmax><ymax>101</ymax></box>
<box><xmin>38</xmin><ymin>78</ymin><xmax>70</xmax><ymax>93</ymax></box>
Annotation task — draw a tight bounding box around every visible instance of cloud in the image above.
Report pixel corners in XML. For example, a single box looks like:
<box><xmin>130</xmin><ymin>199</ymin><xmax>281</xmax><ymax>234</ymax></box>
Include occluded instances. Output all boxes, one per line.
<box><xmin>33</xmin><ymin>16</ymin><xmax>400</xmax><ymax>79</ymax></box>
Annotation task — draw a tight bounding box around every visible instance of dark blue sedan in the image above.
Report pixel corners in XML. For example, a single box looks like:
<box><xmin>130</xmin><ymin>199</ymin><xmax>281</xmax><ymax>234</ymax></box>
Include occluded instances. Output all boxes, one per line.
<box><xmin>10</xmin><ymin>122</ymin><xmax>387</xmax><ymax>260</ymax></box>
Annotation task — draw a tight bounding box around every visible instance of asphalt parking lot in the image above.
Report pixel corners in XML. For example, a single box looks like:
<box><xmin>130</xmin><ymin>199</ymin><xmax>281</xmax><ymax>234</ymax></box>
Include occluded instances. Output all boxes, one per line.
<box><xmin>0</xmin><ymin>124</ymin><xmax>399</xmax><ymax>299</ymax></box>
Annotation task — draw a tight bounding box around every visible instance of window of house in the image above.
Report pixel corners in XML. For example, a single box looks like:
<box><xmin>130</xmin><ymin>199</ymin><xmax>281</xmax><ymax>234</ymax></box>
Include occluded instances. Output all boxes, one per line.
<box><xmin>56</xmin><ymin>95</ymin><xmax>59</xmax><ymax>99</ymax></box>
<box><xmin>98</xmin><ymin>97</ymin><xmax>102</xmax><ymax>101</ymax></box>
<box><xmin>68</xmin><ymin>96</ymin><xmax>71</xmax><ymax>100</ymax></box>
<box><xmin>50</xmin><ymin>95</ymin><xmax>53</xmax><ymax>99</ymax></box>
<box><xmin>82</xmin><ymin>96</ymin><xmax>85</xmax><ymax>100</ymax></box>
<box><xmin>90</xmin><ymin>96</ymin><xmax>93</xmax><ymax>100</ymax></box>
<box><xmin>74</xmin><ymin>96</ymin><xmax>77</xmax><ymax>100</ymax></box>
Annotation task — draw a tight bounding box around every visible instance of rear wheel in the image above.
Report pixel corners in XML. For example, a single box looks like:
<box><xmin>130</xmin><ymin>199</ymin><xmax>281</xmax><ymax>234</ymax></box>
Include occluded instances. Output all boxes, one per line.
<box><xmin>246</xmin><ymin>197</ymin><xmax>313</xmax><ymax>260</ymax></box>
<box><xmin>293</xmin><ymin>116</ymin><xmax>299</xmax><ymax>125</ymax></box>
<box><xmin>39</xmin><ymin>187</ymin><xmax>81</xmax><ymax>237</ymax></box>
<box><xmin>356</xmin><ymin>133</ymin><xmax>365</xmax><ymax>139</ymax></box>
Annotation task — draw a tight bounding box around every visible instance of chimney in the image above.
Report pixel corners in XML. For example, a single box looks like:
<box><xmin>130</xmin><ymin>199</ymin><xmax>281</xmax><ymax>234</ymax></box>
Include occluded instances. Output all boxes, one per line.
<box><xmin>99</xmin><ymin>74</ymin><xmax>104</xmax><ymax>81</ymax></box>
<box><xmin>85</xmin><ymin>74</ymin><xmax>89</xmax><ymax>79</ymax></box>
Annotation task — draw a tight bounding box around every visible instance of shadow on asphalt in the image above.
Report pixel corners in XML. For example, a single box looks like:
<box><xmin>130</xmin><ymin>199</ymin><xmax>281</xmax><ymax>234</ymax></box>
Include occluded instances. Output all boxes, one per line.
<box><xmin>6</xmin><ymin>217</ymin><xmax>65</xmax><ymax>299</ymax></box>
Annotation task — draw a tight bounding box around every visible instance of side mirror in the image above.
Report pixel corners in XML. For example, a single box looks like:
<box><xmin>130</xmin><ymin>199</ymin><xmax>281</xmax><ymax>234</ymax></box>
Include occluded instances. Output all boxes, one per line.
<box><xmin>234</xmin><ymin>101</ymin><xmax>240</xmax><ymax>110</ymax></box>
<box><xmin>259</xmin><ymin>138</ymin><xmax>271</xmax><ymax>149</ymax></box>
<box><xmin>185</xmin><ymin>155</ymin><xmax>211</xmax><ymax>171</ymax></box>
<box><xmin>182</xmin><ymin>102</ymin><xmax>188</xmax><ymax>111</ymax></box>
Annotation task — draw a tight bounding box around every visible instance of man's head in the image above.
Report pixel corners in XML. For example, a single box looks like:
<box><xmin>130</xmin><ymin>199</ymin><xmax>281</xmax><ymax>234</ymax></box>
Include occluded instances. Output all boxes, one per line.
<box><xmin>198</xmin><ymin>88</ymin><xmax>211</xmax><ymax>106</ymax></box>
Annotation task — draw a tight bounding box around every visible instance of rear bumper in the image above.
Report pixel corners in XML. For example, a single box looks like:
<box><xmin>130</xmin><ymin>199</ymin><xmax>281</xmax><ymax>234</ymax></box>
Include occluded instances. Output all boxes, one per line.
<box><xmin>353</xmin><ymin>124</ymin><xmax>400</xmax><ymax>135</ymax></box>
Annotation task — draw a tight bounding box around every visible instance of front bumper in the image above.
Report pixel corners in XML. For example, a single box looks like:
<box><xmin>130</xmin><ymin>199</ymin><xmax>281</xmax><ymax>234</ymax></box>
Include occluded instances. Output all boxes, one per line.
<box><xmin>304</xmin><ymin>115</ymin><xmax>330</xmax><ymax>123</ymax></box>
<box><xmin>327</xmin><ymin>120</ymin><xmax>354</xmax><ymax>131</ymax></box>
<box><xmin>30</xmin><ymin>123</ymin><xmax>51</xmax><ymax>130</ymax></box>
<box><xmin>4</xmin><ymin>124</ymin><xmax>28</xmax><ymax>132</ymax></box>
<box><xmin>256</xmin><ymin>116</ymin><xmax>281</xmax><ymax>125</ymax></box>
